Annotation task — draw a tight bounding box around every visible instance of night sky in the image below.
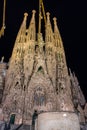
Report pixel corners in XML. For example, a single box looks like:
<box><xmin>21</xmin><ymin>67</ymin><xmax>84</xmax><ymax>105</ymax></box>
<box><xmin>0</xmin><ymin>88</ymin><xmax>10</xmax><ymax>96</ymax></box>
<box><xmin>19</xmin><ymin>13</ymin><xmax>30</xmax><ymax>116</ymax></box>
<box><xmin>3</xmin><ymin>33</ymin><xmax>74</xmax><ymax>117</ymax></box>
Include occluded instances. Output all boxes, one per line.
<box><xmin>0</xmin><ymin>0</ymin><xmax>87</xmax><ymax>101</ymax></box>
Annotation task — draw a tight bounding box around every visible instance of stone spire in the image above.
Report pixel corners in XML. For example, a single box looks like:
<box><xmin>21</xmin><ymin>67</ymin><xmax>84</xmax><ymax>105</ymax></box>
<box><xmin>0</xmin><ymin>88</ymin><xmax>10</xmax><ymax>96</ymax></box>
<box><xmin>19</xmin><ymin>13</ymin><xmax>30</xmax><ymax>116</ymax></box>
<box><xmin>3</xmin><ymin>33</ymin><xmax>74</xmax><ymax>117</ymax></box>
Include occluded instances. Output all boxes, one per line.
<box><xmin>53</xmin><ymin>17</ymin><xmax>74</xmax><ymax>111</ymax></box>
<box><xmin>53</xmin><ymin>17</ymin><xmax>67</xmax><ymax>68</ymax></box>
<box><xmin>9</xmin><ymin>13</ymin><xmax>28</xmax><ymax>66</ymax></box>
<box><xmin>53</xmin><ymin>17</ymin><xmax>69</xmax><ymax>90</ymax></box>
<box><xmin>3</xmin><ymin>13</ymin><xmax>28</xmax><ymax>93</ymax></box>
<box><xmin>69</xmin><ymin>69</ymin><xmax>86</xmax><ymax>107</ymax></box>
<box><xmin>73</xmin><ymin>73</ymin><xmax>86</xmax><ymax>106</ymax></box>
<box><xmin>45</xmin><ymin>12</ymin><xmax>56</xmax><ymax>88</ymax></box>
<box><xmin>16</xmin><ymin>13</ymin><xmax>28</xmax><ymax>43</ymax></box>
<box><xmin>53</xmin><ymin>17</ymin><xmax>63</xmax><ymax>47</ymax></box>
<box><xmin>23</xmin><ymin>10</ymin><xmax>36</xmax><ymax>88</ymax></box>
<box><xmin>2</xmin><ymin>13</ymin><xmax>28</xmax><ymax>121</ymax></box>
<box><xmin>26</xmin><ymin>10</ymin><xmax>36</xmax><ymax>42</ymax></box>
<box><xmin>45</xmin><ymin>12</ymin><xmax>54</xmax><ymax>44</ymax></box>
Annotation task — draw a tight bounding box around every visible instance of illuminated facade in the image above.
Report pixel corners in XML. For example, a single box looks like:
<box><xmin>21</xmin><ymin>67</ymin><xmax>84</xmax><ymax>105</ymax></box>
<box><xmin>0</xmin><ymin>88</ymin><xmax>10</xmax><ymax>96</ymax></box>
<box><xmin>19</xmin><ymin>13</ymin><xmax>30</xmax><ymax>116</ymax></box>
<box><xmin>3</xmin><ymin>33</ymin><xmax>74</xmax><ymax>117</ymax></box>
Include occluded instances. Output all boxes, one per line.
<box><xmin>0</xmin><ymin>0</ymin><xmax>87</xmax><ymax>129</ymax></box>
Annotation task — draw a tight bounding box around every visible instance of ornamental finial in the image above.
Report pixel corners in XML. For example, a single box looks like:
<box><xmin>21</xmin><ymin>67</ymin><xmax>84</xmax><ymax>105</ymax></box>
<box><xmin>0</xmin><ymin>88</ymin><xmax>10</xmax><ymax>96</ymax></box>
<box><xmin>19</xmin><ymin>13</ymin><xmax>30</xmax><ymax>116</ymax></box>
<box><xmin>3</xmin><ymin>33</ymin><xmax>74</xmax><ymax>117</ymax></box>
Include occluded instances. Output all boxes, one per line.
<box><xmin>53</xmin><ymin>17</ymin><xmax>57</xmax><ymax>25</ymax></box>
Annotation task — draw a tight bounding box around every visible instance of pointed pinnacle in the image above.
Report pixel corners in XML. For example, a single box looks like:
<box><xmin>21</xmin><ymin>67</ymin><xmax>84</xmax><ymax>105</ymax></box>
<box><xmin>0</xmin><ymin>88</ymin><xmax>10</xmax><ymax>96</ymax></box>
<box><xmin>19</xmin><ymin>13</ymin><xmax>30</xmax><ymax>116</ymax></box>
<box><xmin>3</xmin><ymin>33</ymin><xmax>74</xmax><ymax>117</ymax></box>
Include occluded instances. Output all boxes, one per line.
<box><xmin>31</xmin><ymin>10</ymin><xmax>36</xmax><ymax>20</ymax></box>
<box><xmin>24</xmin><ymin>12</ymin><xmax>28</xmax><ymax>17</ymax></box>
<box><xmin>46</xmin><ymin>12</ymin><xmax>50</xmax><ymax>21</ymax></box>
<box><xmin>53</xmin><ymin>17</ymin><xmax>57</xmax><ymax>25</ymax></box>
<box><xmin>32</xmin><ymin>10</ymin><xmax>36</xmax><ymax>15</ymax></box>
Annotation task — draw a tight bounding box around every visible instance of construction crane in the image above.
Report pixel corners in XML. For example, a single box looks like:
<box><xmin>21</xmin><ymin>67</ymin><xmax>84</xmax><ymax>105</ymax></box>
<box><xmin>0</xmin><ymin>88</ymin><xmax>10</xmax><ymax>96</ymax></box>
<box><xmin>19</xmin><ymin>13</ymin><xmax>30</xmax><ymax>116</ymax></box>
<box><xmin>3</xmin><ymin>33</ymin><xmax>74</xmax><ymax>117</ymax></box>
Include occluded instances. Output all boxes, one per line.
<box><xmin>38</xmin><ymin>0</ymin><xmax>46</xmax><ymax>34</ymax></box>
<box><xmin>0</xmin><ymin>0</ymin><xmax>6</xmax><ymax>38</ymax></box>
<box><xmin>0</xmin><ymin>0</ymin><xmax>46</xmax><ymax>38</ymax></box>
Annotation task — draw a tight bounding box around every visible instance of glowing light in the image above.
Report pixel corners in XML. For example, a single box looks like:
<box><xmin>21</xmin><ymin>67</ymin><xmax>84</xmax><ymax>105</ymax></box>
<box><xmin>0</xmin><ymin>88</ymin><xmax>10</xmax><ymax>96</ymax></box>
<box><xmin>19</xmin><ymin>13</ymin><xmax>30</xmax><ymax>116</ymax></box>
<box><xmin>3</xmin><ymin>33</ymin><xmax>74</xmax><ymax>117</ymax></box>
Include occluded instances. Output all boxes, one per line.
<box><xmin>63</xmin><ymin>113</ymin><xmax>67</xmax><ymax>117</ymax></box>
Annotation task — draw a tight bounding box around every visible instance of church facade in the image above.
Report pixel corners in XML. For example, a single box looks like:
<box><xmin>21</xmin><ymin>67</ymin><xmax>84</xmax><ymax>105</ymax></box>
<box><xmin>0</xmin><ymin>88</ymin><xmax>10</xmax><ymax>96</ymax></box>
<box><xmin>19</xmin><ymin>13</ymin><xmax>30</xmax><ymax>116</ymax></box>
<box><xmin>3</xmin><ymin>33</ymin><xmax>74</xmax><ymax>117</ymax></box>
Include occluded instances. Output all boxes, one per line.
<box><xmin>0</xmin><ymin>4</ymin><xmax>87</xmax><ymax>127</ymax></box>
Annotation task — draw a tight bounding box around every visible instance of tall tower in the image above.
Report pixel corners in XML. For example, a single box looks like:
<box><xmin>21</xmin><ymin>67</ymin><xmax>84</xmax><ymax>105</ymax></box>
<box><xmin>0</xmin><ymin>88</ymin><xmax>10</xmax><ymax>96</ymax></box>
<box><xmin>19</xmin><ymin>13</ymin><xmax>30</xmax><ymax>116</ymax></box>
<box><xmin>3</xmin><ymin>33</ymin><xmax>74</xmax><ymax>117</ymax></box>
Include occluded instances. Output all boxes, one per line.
<box><xmin>53</xmin><ymin>17</ymin><xmax>74</xmax><ymax>111</ymax></box>
<box><xmin>2</xmin><ymin>0</ymin><xmax>75</xmax><ymax>124</ymax></box>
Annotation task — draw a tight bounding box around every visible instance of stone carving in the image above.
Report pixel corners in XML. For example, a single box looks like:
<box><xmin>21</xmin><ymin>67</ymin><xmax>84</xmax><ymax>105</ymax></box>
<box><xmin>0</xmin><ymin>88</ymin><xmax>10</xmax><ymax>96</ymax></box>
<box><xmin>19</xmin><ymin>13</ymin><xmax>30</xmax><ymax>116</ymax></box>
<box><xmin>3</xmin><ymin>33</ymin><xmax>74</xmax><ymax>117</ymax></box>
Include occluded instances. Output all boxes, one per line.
<box><xmin>84</xmin><ymin>103</ymin><xmax>87</xmax><ymax>122</ymax></box>
<box><xmin>69</xmin><ymin>69</ymin><xmax>86</xmax><ymax>107</ymax></box>
<box><xmin>34</xmin><ymin>87</ymin><xmax>45</xmax><ymax>106</ymax></box>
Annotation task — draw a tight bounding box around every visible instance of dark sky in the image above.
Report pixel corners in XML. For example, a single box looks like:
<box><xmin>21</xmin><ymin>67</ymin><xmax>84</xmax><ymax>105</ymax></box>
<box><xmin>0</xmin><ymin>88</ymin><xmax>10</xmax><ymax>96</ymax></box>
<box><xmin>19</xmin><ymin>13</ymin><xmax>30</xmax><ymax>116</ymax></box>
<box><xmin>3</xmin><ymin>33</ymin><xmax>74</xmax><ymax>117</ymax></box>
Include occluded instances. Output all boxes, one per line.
<box><xmin>0</xmin><ymin>0</ymin><xmax>87</xmax><ymax>101</ymax></box>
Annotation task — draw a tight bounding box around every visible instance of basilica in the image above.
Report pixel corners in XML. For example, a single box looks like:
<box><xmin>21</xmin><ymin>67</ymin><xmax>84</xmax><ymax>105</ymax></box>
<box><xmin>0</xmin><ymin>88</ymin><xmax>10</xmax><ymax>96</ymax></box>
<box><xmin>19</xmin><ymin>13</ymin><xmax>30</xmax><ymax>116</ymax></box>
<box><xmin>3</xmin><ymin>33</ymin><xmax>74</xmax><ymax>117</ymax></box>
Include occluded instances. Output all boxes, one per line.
<box><xmin>0</xmin><ymin>0</ymin><xmax>87</xmax><ymax>130</ymax></box>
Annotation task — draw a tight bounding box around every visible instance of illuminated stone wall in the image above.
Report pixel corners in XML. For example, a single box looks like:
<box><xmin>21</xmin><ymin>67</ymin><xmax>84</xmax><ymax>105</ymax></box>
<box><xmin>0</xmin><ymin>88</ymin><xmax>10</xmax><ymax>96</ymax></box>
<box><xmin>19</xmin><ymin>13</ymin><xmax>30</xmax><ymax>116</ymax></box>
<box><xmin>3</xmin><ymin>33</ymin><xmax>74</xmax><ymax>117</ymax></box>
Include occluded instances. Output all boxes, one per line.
<box><xmin>37</xmin><ymin>112</ymin><xmax>80</xmax><ymax>130</ymax></box>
